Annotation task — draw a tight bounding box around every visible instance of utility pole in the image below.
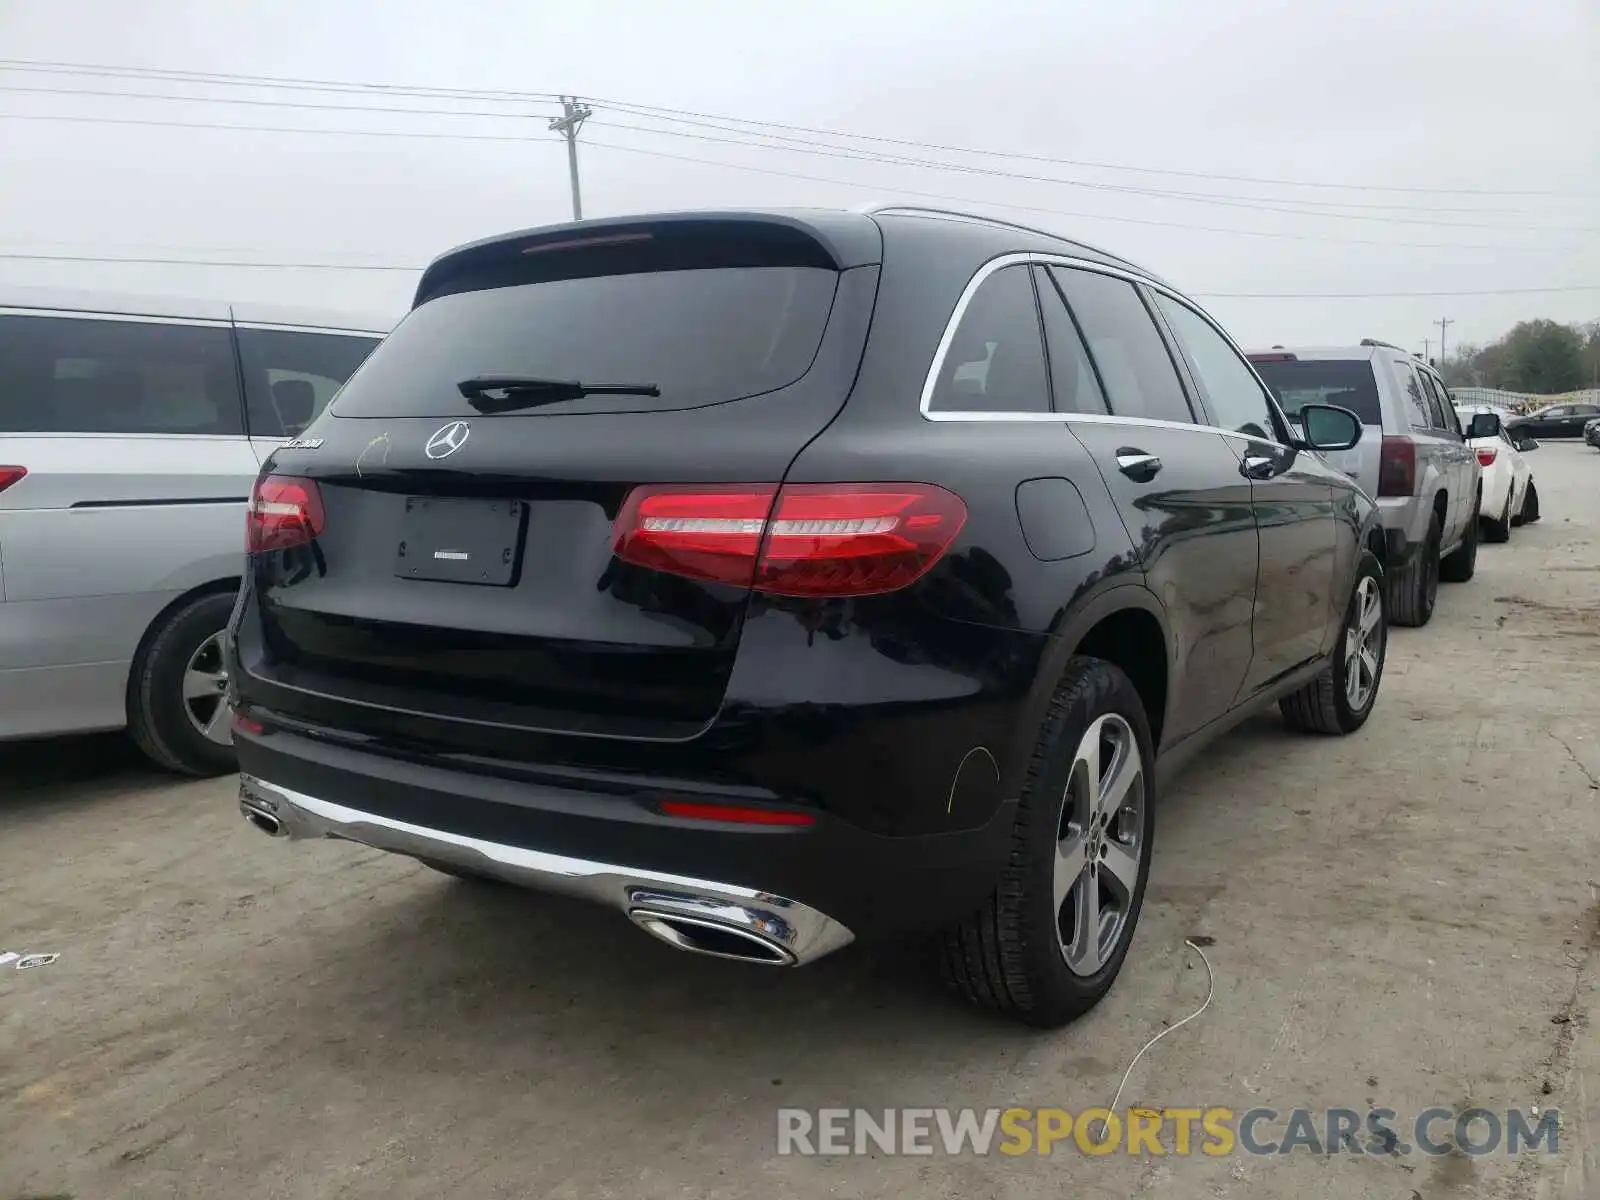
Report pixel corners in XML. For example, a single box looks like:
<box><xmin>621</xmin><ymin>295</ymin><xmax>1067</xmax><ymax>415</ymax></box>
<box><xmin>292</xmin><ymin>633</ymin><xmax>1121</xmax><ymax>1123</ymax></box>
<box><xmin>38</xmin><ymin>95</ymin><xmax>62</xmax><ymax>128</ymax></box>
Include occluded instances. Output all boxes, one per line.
<box><xmin>549</xmin><ymin>96</ymin><xmax>593</xmax><ymax>221</ymax></box>
<box><xmin>1421</xmin><ymin>337</ymin><xmax>1432</xmax><ymax>364</ymax></box>
<box><xmin>1435</xmin><ymin>317</ymin><xmax>1453</xmax><ymax>368</ymax></box>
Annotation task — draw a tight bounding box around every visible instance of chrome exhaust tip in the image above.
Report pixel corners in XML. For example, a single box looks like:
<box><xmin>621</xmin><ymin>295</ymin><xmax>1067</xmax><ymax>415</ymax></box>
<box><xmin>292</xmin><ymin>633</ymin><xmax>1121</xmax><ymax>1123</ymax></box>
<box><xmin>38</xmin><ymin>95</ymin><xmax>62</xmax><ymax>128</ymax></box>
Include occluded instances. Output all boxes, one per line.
<box><xmin>629</xmin><ymin>909</ymin><xmax>796</xmax><ymax>965</ymax></box>
<box><xmin>239</xmin><ymin>799</ymin><xmax>285</xmax><ymax>837</ymax></box>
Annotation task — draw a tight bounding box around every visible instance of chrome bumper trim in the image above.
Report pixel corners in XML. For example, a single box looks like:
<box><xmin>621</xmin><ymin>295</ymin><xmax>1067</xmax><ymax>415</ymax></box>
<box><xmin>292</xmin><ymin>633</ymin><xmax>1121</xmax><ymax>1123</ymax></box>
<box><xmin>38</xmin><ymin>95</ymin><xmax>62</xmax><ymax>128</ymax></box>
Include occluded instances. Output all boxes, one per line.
<box><xmin>238</xmin><ymin>774</ymin><xmax>855</xmax><ymax>965</ymax></box>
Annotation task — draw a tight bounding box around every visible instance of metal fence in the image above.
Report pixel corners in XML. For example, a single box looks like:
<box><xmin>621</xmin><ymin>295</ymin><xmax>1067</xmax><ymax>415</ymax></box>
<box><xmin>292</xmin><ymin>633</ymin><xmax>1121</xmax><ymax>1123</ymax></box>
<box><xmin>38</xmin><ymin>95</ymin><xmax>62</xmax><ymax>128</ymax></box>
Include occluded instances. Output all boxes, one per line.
<box><xmin>1451</xmin><ymin>387</ymin><xmax>1600</xmax><ymax>414</ymax></box>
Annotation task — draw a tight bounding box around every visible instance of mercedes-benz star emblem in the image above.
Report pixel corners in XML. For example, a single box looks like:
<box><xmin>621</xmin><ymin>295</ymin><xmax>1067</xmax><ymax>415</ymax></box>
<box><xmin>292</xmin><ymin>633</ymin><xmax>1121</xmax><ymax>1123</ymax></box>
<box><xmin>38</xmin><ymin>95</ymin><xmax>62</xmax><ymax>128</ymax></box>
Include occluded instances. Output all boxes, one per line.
<box><xmin>425</xmin><ymin>420</ymin><xmax>471</xmax><ymax>460</ymax></box>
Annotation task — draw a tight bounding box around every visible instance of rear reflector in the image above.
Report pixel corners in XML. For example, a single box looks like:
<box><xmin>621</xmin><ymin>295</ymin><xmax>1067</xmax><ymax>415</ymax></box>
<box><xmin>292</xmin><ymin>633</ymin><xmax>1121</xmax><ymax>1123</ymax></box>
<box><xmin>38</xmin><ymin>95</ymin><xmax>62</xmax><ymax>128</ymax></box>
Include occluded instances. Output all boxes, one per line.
<box><xmin>1475</xmin><ymin>448</ymin><xmax>1498</xmax><ymax>467</ymax></box>
<box><xmin>232</xmin><ymin>712</ymin><xmax>265</xmax><ymax>736</ymax></box>
<box><xmin>248</xmin><ymin>474</ymin><xmax>326</xmax><ymax>553</ymax></box>
<box><xmin>1377</xmin><ymin>436</ymin><xmax>1416</xmax><ymax>498</ymax></box>
<box><xmin>0</xmin><ymin>466</ymin><xmax>25</xmax><ymax>494</ymax></box>
<box><xmin>658</xmin><ymin>800</ymin><xmax>815</xmax><ymax>826</ymax></box>
<box><xmin>613</xmin><ymin>482</ymin><xmax>967</xmax><ymax>597</ymax></box>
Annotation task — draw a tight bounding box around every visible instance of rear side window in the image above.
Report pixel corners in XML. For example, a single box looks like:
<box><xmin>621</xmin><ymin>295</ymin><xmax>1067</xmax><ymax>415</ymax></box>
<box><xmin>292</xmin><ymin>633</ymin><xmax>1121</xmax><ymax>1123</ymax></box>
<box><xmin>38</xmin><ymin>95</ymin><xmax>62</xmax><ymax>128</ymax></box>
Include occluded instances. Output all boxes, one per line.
<box><xmin>929</xmin><ymin>264</ymin><xmax>1049</xmax><ymax>414</ymax></box>
<box><xmin>0</xmin><ymin>314</ymin><xmax>242</xmax><ymax>435</ymax></box>
<box><xmin>1032</xmin><ymin>266</ymin><xmax>1109</xmax><ymax>415</ymax></box>
<box><xmin>1417</xmin><ymin>371</ymin><xmax>1451</xmax><ymax>432</ymax></box>
<box><xmin>1046</xmin><ymin>267</ymin><xmax>1194</xmax><ymax>424</ymax></box>
<box><xmin>331</xmin><ymin>267</ymin><xmax>837</xmax><ymax>418</ymax></box>
<box><xmin>1420</xmin><ymin>372</ymin><xmax>1461</xmax><ymax>436</ymax></box>
<box><xmin>237</xmin><ymin>327</ymin><xmax>379</xmax><ymax>437</ymax></box>
<box><xmin>1394</xmin><ymin>361</ymin><xmax>1432</xmax><ymax>430</ymax></box>
<box><xmin>1248</xmin><ymin>358</ymin><xmax>1382</xmax><ymax>425</ymax></box>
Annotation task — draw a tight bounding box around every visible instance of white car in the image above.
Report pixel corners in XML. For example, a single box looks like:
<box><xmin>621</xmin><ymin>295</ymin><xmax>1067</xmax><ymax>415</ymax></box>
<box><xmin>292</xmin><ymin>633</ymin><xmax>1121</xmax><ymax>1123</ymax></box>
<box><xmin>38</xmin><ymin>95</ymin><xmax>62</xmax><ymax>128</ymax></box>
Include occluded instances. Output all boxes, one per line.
<box><xmin>1462</xmin><ymin>405</ymin><xmax>1538</xmax><ymax>541</ymax></box>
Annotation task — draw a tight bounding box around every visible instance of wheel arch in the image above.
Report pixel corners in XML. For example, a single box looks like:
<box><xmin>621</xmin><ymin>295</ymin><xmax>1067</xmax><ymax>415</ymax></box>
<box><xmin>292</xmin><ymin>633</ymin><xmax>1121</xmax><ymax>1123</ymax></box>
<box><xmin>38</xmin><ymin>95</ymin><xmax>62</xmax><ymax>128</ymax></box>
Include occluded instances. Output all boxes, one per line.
<box><xmin>1005</xmin><ymin>583</ymin><xmax>1173</xmax><ymax>792</ymax></box>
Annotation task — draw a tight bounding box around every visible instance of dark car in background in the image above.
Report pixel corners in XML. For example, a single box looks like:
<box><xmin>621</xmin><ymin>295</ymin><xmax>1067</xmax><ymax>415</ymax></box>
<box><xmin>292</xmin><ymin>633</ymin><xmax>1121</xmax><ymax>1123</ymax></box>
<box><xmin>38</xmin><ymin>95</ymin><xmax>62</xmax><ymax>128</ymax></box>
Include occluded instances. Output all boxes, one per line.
<box><xmin>1510</xmin><ymin>401</ymin><xmax>1600</xmax><ymax>440</ymax></box>
<box><xmin>227</xmin><ymin>207</ymin><xmax>1387</xmax><ymax>1027</ymax></box>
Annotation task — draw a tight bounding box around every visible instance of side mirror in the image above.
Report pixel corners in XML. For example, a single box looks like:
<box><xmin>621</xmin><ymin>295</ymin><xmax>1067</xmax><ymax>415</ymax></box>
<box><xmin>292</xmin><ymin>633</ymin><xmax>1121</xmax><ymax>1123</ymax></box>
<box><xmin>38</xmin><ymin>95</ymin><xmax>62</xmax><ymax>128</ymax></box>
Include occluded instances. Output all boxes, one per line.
<box><xmin>1513</xmin><ymin>434</ymin><xmax>1540</xmax><ymax>452</ymax></box>
<box><xmin>1298</xmin><ymin>403</ymin><xmax>1362</xmax><ymax>453</ymax></box>
<box><xmin>1466</xmin><ymin>412</ymin><xmax>1501</xmax><ymax>439</ymax></box>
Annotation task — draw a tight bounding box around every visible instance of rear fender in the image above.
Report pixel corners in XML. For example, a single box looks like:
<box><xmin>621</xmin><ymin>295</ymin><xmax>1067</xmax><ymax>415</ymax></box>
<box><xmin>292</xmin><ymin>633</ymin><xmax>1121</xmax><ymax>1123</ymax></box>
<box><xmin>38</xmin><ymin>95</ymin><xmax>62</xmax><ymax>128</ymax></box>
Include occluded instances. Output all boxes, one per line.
<box><xmin>1000</xmin><ymin>580</ymin><xmax>1172</xmax><ymax>794</ymax></box>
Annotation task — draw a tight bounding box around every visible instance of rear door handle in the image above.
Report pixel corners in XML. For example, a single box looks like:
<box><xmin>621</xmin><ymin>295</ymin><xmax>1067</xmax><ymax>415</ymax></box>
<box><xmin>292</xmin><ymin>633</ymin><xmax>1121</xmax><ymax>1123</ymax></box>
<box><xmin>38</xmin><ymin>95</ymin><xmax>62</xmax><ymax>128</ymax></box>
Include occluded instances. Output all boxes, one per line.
<box><xmin>1115</xmin><ymin>450</ymin><xmax>1162</xmax><ymax>482</ymax></box>
<box><xmin>1240</xmin><ymin>454</ymin><xmax>1276</xmax><ymax>480</ymax></box>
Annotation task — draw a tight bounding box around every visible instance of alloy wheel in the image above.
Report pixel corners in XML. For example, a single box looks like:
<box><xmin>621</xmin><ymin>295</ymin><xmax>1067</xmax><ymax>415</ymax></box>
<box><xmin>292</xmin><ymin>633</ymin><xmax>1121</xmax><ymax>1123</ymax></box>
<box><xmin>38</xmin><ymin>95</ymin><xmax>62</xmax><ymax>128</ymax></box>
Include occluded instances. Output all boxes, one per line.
<box><xmin>1054</xmin><ymin>713</ymin><xmax>1146</xmax><ymax>977</ymax></box>
<box><xmin>1344</xmin><ymin>575</ymin><xmax>1383</xmax><ymax>711</ymax></box>
<box><xmin>183</xmin><ymin>631</ymin><xmax>233</xmax><ymax>746</ymax></box>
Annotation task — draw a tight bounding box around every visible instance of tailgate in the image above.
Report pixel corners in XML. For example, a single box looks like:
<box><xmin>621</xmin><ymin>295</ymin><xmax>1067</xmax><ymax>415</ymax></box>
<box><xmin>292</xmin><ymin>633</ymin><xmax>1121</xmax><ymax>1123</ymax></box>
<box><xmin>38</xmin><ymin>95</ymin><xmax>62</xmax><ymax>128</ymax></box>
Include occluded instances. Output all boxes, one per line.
<box><xmin>234</xmin><ymin>216</ymin><xmax>882</xmax><ymax>742</ymax></box>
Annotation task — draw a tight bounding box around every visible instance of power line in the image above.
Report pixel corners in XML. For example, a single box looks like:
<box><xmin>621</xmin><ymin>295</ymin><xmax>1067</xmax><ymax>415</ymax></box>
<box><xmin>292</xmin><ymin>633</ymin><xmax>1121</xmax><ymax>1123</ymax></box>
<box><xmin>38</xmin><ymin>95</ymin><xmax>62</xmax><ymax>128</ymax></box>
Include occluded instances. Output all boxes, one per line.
<box><xmin>586</xmin><ymin>106</ymin><xmax>1556</xmax><ymax>217</ymax></box>
<box><xmin>0</xmin><ymin>252</ymin><xmax>419</xmax><ymax>269</ymax></box>
<box><xmin>0</xmin><ymin>57</ymin><xmax>560</xmax><ymax>104</ymax></box>
<box><xmin>1</xmin><ymin>110</ymin><xmax>563</xmax><ymax>143</ymax></box>
<box><xmin>2</xmin><ymin>250</ymin><xmax>1595</xmax><ymax>298</ymax></box>
<box><xmin>0</xmin><ymin>79</ymin><xmax>1546</xmax><ymax>219</ymax></box>
<box><xmin>585</xmin><ymin>94</ymin><xmax>1600</xmax><ymax>201</ymax></box>
<box><xmin>1</xmin><ymin>106</ymin><xmax>1585</xmax><ymax>247</ymax></box>
<box><xmin>0</xmin><ymin>81</ymin><xmax>558</xmax><ymax>120</ymax></box>
<box><xmin>584</xmin><ymin>119</ymin><xmax>1596</xmax><ymax>232</ymax></box>
<box><xmin>1</xmin><ymin>57</ymin><xmax>1590</xmax><ymax>200</ymax></box>
<box><xmin>579</xmin><ymin>138</ymin><xmax>1579</xmax><ymax>253</ymax></box>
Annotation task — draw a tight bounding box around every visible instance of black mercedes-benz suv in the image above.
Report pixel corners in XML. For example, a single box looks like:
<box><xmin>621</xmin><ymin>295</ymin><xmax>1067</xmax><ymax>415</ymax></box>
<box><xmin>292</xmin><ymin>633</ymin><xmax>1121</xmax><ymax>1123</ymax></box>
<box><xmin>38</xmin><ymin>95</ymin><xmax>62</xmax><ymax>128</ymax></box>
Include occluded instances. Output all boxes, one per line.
<box><xmin>229</xmin><ymin>206</ymin><xmax>1386</xmax><ymax>1027</ymax></box>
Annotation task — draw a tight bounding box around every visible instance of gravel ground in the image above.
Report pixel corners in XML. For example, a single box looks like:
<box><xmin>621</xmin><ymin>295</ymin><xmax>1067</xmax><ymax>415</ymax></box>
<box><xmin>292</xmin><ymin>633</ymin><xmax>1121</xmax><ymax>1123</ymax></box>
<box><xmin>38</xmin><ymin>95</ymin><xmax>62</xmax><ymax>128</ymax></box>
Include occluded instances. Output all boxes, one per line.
<box><xmin>3</xmin><ymin>441</ymin><xmax>1599</xmax><ymax>1200</ymax></box>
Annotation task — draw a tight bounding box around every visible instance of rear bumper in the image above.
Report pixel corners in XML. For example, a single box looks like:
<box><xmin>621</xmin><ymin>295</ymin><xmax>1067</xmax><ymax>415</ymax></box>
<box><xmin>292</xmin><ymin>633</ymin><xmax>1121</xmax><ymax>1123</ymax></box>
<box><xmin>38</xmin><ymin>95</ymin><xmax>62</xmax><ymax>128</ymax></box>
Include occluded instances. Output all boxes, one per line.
<box><xmin>232</xmin><ymin>722</ymin><xmax>1016</xmax><ymax>947</ymax></box>
<box><xmin>239</xmin><ymin>773</ymin><xmax>854</xmax><ymax>965</ymax></box>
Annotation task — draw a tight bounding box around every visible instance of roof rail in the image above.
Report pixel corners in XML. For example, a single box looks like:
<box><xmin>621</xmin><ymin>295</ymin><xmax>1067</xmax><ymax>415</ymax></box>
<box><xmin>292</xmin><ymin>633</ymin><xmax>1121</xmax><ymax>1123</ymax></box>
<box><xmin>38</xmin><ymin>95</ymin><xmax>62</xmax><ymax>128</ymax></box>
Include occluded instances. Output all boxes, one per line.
<box><xmin>1359</xmin><ymin>338</ymin><xmax>1406</xmax><ymax>351</ymax></box>
<box><xmin>866</xmin><ymin>205</ymin><xmax>1158</xmax><ymax>280</ymax></box>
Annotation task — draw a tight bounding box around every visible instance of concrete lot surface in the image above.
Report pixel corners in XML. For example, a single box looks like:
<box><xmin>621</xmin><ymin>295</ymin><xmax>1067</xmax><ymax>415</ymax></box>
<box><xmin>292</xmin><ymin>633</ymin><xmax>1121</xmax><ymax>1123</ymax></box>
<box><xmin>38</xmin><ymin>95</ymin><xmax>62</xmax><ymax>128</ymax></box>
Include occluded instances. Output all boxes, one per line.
<box><xmin>4</xmin><ymin>442</ymin><xmax>1599</xmax><ymax>1200</ymax></box>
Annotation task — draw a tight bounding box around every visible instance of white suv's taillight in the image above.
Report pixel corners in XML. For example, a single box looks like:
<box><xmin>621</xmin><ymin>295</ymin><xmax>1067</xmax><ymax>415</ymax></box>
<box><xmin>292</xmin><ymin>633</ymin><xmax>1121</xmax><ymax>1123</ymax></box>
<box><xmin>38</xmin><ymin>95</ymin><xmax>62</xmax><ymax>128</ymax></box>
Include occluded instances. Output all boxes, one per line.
<box><xmin>0</xmin><ymin>466</ymin><xmax>26</xmax><ymax>495</ymax></box>
<box><xmin>247</xmin><ymin>475</ymin><xmax>326</xmax><ymax>553</ymax></box>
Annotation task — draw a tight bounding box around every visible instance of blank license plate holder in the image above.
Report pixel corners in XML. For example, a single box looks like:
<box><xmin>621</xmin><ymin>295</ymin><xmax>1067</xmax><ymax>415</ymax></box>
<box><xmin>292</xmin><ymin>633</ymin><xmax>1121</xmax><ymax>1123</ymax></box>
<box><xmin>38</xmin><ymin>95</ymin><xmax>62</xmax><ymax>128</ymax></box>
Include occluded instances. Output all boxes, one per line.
<box><xmin>394</xmin><ymin>497</ymin><xmax>526</xmax><ymax>587</ymax></box>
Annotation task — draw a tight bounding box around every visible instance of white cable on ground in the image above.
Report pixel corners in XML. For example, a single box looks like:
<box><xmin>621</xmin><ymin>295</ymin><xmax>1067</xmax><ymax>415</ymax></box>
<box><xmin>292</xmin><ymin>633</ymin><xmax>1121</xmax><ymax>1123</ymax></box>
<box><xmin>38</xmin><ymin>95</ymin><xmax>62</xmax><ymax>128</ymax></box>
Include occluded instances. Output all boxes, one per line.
<box><xmin>1093</xmin><ymin>938</ymin><xmax>1216</xmax><ymax>1141</ymax></box>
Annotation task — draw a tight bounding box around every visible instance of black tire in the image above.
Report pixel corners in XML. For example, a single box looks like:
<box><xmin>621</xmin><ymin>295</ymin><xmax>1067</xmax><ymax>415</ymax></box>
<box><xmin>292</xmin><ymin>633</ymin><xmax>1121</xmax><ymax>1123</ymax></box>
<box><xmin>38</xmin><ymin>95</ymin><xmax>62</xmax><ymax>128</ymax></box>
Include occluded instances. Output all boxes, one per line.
<box><xmin>1280</xmin><ymin>551</ymin><xmax>1387</xmax><ymax>735</ymax></box>
<box><xmin>937</xmin><ymin>657</ymin><xmax>1156</xmax><ymax>1028</ymax></box>
<box><xmin>1440</xmin><ymin>494</ymin><xmax>1480</xmax><ymax>583</ymax></box>
<box><xmin>1387</xmin><ymin>512</ymin><xmax>1440</xmax><ymax>628</ymax></box>
<box><xmin>1520</xmin><ymin>479</ymin><xmax>1541</xmax><ymax>524</ymax></box>
<box><xmin>1483</xmin><ymin>489</ymin><xmax>1512</xmax><ymax>543</ymax></box>
<box><xmin>127</xmin><ymin>590</ymin><xmax>239</xmax><ymax>777</ymax></box>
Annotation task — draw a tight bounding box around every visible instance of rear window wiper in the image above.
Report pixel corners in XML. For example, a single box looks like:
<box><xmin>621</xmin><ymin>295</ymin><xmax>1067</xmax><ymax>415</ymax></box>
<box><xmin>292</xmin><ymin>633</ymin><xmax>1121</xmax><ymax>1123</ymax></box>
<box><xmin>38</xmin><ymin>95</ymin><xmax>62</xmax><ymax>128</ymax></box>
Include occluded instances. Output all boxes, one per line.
<box><xmin>456</xmin><ymin>375</ymin><xmax>661</xmax><ymax>413</ymax></box>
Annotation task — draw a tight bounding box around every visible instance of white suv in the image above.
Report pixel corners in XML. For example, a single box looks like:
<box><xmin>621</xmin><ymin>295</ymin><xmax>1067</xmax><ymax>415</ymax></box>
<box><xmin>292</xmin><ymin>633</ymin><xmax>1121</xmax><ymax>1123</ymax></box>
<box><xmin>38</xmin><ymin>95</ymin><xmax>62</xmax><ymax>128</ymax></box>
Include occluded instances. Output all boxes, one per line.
<box><xmin>1249</xmin><ymin>341</ymin><xmax>1481</xmax><ymax>627</ymax></box>
<box><xmin>0</xmin><ymin>287</ymin><xmax>391</xmax><ymax>773</ymax></box>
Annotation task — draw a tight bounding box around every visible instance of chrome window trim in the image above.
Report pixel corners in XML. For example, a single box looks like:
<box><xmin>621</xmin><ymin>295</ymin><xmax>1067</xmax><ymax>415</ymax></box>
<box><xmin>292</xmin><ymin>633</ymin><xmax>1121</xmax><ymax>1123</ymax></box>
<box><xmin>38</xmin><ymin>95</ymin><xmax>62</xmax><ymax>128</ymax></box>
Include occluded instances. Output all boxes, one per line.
<box><xmin>917</xmin><ymin>251</ymin><xmax>1295</xmax><ymax>449</ymax></box>
<box><xmin>0</xmin><ymin>307</ymin><xmax>232</xmax><ymax>329</ymax></box>
<box><xmin>233</xmin><ymin>321</ymin><xmax>387</xmax><ymax>339</ymax></box>
<box><xmin>0</xmin><ymin>430</ymin><xmax>251</xmax><ymax>442</ymax></box>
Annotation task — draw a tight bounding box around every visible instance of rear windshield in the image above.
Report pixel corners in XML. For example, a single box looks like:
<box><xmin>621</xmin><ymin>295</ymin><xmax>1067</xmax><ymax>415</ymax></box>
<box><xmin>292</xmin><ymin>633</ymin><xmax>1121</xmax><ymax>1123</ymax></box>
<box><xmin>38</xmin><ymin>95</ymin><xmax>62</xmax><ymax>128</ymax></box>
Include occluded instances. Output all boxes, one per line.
<box><xmin>1249</xmin><ymin>358</ymin><xmax>1381</xmax><ymax>425</ymax></box>
<box><xmin>330</xmin><ymin>266</ymin><xmax>838</xmax><ymax>418</ymax></box>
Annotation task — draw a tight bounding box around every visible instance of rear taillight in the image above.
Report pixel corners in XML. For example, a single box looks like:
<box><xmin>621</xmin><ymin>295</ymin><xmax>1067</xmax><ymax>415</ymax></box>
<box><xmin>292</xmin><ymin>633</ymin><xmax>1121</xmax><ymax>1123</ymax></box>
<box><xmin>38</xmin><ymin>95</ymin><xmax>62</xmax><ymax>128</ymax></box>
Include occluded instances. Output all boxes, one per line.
<box><xmin>1475</xmin><ymin>448</ymin><xmax>1497</xmax><ymax>467</ymax></box>
<box><xmin>1377</xmin><ymin>436</ymin><xmax>1416</xmax><ymax>498</ymax></box>
<box><xmin>247</xmin><ymin>474</ymin><xmax>326</xmax><ymax>553</ymax></box>
<box><xmin>613</xmin><ymin>482</ymin><xmax>968</xmax><ymax>597</ymax></box>
<box><xmin>0</xmin><ymin>466</ymin><xmax>26</xmax><ymax>494</ymax></box>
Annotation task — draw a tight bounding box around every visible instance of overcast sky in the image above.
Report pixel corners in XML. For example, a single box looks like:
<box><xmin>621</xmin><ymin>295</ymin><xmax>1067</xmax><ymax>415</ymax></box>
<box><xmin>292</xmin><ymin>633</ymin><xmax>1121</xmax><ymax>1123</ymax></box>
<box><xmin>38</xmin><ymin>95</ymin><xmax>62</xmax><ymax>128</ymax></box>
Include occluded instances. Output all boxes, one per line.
<box><xmin>1</xmin><ymin>0</ymin><xmax>1596</xmax><ymax>356</ymax></box>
